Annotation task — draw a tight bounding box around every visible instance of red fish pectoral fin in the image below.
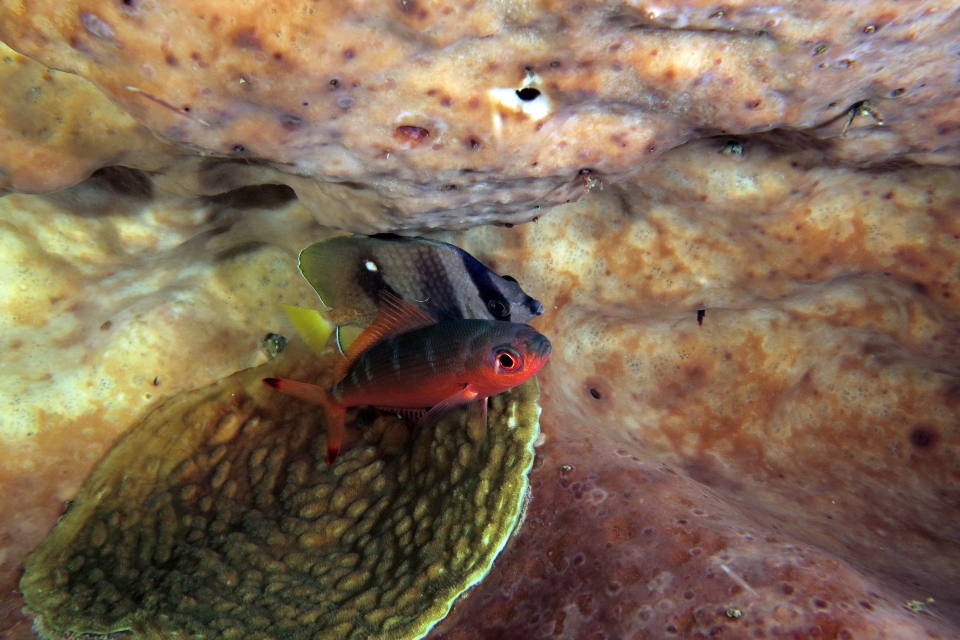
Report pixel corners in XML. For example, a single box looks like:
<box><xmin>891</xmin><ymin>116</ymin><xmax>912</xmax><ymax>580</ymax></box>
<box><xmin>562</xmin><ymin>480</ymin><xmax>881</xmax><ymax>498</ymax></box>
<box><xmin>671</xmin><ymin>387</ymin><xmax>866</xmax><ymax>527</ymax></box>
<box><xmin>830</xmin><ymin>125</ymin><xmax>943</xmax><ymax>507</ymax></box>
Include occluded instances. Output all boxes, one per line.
<box><xmin>262</xmin><ymin>378</ymin><xmax>345</xmax><ymax>465</ymax></box>
<box><xmin>417</xmin><ymin>384</ymin><xmax>481</xmax><ymax>431</ymax></box>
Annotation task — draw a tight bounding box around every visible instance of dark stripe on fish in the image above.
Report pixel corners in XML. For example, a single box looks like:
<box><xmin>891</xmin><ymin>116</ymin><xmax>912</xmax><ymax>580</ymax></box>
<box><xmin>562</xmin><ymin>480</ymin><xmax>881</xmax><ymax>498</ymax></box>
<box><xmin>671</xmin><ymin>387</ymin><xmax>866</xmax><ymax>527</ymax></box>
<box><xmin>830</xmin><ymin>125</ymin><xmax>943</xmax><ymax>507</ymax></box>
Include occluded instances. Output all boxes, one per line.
<box><xmin>355</xmin><ymin>249</ymin><xmax>400</xmax><ymax>303</ymax></box>
<box><xmin>425</xmin><ymin>333</ymin><xmax>437</xmax><ymax>372</ymax></box>
<box><xmin>459</xmin><ymin>250</ymin><xmax>512</xmax><ymax>321</ymax></box>
<box><xmin>415</xmin><ymin>248</ymin><xmax>460</xmax><ymax>321</ymax></box>
<box><xmin>391</xmin><ymin>339</ymin><xmax>401</xmax><ymax>379</ymax></box>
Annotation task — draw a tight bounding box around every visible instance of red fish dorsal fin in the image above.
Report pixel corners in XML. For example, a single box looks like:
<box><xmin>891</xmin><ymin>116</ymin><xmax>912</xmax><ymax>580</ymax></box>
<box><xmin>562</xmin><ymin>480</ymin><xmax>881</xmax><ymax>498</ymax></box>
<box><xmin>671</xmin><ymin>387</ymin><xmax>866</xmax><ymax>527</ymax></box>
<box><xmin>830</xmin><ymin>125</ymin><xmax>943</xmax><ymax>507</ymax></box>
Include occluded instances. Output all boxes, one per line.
<box><xmin>332</xmin><ymin>290</ymin><xmax>435</xmax><ymax>381</ymax></box>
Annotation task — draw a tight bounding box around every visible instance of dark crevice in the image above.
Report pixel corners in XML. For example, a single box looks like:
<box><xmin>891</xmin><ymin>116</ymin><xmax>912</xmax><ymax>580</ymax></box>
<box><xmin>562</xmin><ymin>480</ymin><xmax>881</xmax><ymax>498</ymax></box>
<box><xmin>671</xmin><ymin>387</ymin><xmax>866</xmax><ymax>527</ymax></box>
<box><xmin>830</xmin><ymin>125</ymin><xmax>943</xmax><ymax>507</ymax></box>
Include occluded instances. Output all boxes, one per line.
<box><xmin>201</xmin><ymin>184</ymin><xmax>297</xmax><ymax>210</ymax></box>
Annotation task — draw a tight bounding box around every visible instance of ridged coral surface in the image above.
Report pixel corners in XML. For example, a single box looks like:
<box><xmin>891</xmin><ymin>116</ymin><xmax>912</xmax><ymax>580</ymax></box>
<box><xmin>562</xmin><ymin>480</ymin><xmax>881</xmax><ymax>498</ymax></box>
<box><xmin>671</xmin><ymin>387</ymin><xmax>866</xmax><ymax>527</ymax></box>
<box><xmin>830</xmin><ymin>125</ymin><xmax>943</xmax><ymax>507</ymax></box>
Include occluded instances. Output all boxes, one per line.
<box><xmin>20</xmin><ymin>348</ymin><xmax>541</xmax><ymax>640</ymax></box>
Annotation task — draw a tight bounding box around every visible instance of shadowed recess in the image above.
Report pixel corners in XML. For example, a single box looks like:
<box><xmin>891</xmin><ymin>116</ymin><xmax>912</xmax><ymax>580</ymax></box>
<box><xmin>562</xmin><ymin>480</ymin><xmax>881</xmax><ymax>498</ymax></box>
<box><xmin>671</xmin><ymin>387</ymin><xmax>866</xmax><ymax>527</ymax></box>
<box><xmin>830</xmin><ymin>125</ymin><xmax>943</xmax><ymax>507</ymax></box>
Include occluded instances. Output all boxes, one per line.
<box><xmin>20</xmin><ymin>344</ymin><xmax>542</xmax><ymax>640</ymax></box>
<box><xmin>201</xmin><ymin>184</ymin><xmax>298</xmax><ymax>211</ymax></box>
<box><xmin>41</xmin><ymin>166</ymin><xmax>155</xmax><ymax>217</ymax></box>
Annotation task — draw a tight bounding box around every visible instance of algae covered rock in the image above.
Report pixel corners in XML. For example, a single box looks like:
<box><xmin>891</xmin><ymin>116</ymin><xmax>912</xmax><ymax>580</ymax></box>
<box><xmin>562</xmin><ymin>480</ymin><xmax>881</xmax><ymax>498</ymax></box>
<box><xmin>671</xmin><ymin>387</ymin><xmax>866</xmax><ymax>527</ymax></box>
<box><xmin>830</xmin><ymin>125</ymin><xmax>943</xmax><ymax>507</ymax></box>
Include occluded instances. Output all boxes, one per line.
<box><xmin>20</xmin><ymin>342</ymin><xmax>542</xmax><ymax>640</ymax></box>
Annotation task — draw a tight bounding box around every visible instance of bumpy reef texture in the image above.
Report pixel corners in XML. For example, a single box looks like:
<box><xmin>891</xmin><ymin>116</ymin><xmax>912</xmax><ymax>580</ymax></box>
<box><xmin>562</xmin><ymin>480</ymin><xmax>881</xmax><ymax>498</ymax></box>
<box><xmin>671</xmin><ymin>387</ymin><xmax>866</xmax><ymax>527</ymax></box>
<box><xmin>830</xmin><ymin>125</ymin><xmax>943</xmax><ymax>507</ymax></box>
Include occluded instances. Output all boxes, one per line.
<box><xmin>21</xmin><ymin>343</ymin><xmax>541</xmax><ymax>640</ymax></box>
<box><xmin>3</xmin><ymin>0</ymin><xmax>960</xmax><ymax>228</ymax></box>
<box><xmin>4</xmin><ymin>0</ymin><xmax>960</xmax><ymax>638</ymax></box>
<box><xmin>0</xmin><ymin>185</ymin><xmax>329</xmax><ymax>634</ymax></box>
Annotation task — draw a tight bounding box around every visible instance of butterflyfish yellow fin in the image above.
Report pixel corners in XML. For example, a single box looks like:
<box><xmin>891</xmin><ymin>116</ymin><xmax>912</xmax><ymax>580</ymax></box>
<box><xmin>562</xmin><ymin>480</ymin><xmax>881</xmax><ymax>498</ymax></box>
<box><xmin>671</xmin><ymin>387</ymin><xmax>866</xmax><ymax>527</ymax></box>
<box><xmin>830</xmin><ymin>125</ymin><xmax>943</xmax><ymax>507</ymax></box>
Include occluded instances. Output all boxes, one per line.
<box><xmin>281</xmin><ymin>304</ymin><xmax>333</xmax><ymax>356</ymax></box>
<box><xmin>335</xmin><ymin>325</ymin><xmax>363</xmax><ymax>354</ymax></box>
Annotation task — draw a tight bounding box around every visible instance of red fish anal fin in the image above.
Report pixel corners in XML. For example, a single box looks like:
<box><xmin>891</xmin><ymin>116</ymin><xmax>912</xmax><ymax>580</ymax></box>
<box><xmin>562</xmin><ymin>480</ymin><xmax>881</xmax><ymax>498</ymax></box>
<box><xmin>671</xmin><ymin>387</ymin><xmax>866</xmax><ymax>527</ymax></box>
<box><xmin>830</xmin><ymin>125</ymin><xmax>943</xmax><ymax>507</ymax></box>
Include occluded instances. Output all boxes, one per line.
<box><xmin>337</xmin><ymin>290</ymin><xmax>436</xmax><ymax>377</ymax></box>
<box><xmin>263</xmin><ymin>378</ymin><xmax>345</xmax><ymax>465</ymax></box>
<box><xmin>377</xmin><ymin>406</ymin><xmax>427</xmax><ymax>423</ymax></box>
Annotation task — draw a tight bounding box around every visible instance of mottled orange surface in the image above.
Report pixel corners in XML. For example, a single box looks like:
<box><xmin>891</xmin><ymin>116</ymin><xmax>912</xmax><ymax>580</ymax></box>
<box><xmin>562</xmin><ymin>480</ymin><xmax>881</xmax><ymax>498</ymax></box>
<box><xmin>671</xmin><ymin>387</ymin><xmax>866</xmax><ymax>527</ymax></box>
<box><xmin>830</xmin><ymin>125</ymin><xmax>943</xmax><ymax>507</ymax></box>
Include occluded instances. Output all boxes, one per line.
<box><xmin>449</xmin><ymin>137</ymin><xmax>960</xmax><ymax>633</ymax></box>
<box><xmin>431</xmin><ymin>435</ymin><xmax>959</xmax><ymax>639</ymax></box>
<box><xmin>0</xmin><ymin>42</ymin><xmax>176</xmax><ymax>193</ymax></box>
<box><xmin>2</xmin><ymin>1</ymin><xmax>960</xmax><ymax>226</ymax></box>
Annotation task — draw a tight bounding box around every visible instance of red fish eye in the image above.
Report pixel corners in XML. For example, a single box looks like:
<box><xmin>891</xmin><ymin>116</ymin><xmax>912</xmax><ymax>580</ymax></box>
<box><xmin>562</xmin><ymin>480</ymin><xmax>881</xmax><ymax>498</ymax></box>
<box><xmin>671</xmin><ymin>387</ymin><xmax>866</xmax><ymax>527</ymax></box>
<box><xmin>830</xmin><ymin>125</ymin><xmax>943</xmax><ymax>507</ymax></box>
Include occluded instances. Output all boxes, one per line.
<box><xmin>495</xmin><ymin>349</ymin><xmax>523</xmax><ymax>372</ymax></box>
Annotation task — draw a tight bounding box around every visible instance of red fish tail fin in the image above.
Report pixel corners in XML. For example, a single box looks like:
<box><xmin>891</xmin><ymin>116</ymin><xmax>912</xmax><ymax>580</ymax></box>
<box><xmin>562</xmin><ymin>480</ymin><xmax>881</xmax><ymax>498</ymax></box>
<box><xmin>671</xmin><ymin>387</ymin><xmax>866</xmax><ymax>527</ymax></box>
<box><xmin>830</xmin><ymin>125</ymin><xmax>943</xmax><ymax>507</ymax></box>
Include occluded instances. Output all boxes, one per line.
<box><xmin>263</xmin><ymin>378</ymin><xmax>345</xmax><ymax>465</ymax></box>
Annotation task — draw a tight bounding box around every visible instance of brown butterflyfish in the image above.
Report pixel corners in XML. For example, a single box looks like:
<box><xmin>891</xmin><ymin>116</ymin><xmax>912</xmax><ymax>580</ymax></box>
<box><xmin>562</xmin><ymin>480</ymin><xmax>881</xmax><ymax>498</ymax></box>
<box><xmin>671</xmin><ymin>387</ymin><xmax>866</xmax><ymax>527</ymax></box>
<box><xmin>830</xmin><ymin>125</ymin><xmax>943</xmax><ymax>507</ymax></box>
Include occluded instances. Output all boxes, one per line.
<box><xmin>298</xmin><ymin>234</ymin><xmax>545</xmax><ymax>333</ymax></box>
<box><xmin>265</xmin><ymin>291</ymin><xmax>551</xmax><ymax>465</ymax></box>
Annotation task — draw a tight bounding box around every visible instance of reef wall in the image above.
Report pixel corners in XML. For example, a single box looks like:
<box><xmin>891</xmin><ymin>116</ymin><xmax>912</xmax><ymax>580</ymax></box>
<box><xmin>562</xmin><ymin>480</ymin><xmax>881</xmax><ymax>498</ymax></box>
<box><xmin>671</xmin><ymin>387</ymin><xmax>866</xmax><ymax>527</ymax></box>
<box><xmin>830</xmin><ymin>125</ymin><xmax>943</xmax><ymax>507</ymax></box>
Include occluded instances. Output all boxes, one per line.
<box><xmin>4</xmin><ymin>0</ymin><xmax>960</xmax><ymax>226</ymax></box>
<box><xmin>2</xmin><ymin>0</ymin><xmax>960</xmax><ymax>638</ymax></box>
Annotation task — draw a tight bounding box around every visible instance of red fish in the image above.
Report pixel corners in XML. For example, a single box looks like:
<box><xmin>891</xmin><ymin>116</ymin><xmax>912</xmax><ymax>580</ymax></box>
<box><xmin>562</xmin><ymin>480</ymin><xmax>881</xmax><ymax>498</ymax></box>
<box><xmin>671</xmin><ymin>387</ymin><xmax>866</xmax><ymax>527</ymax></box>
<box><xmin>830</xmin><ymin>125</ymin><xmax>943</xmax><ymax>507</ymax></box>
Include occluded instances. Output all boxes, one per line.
<box><xmin>265</xmin><ymin>292</ymin><xmax>551</xmax><ymax>464</ymax></box>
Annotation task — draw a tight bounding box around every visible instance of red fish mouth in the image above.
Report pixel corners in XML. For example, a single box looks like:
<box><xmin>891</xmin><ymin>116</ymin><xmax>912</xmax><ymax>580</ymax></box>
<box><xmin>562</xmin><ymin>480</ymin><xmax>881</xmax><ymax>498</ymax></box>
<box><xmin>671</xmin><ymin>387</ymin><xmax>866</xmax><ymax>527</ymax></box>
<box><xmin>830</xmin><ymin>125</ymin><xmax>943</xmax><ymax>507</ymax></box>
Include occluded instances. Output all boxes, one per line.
<box><xmin>532</xmin><ymin>335</ymin><xmax>552</xmax><ymax>362</ymax></box>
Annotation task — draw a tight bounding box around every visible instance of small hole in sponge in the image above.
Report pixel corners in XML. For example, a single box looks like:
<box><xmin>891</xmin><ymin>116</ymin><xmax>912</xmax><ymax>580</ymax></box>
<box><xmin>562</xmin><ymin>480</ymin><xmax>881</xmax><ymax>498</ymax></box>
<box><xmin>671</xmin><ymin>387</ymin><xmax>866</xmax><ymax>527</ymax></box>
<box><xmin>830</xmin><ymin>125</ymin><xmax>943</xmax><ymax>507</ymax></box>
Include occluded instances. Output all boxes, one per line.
<box><xmin>516</xmin><ymin>88</ymin><xmax>541</xmax><ymax>101</ymax></box>
<box><xmin>589</xmin><ymin>388</ymin><xmax>602</xmax><ymax>400</ymax></box>
<box><xmin>909</xmin><ymin>425</ymin><xmax>939</xmax><ymax>448</ymax></box>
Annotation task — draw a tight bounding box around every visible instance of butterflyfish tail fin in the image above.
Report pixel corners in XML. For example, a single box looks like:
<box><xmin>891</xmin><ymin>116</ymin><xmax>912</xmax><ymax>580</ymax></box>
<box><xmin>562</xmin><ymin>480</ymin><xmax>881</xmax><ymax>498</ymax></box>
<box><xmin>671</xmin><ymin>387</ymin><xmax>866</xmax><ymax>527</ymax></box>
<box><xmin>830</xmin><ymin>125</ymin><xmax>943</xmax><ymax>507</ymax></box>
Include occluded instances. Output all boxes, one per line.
<box><xmin>263</xmin><ymin>378</ymin><xmax>345</xmax><ymax>465</ymax></box>
<box><xmin>332</xmin><ymin>289</ymin><xmax>436</xmax><ymax>381</ymax></box>
<box><xmin>298</xmin><ymin>240</ymin><xmax>357</xmax><ymax>317</ymax></box>
<box><xmin>280</xmin><ymin>305</ymin><xmax>333</xmax><ymax>356</ymax></box>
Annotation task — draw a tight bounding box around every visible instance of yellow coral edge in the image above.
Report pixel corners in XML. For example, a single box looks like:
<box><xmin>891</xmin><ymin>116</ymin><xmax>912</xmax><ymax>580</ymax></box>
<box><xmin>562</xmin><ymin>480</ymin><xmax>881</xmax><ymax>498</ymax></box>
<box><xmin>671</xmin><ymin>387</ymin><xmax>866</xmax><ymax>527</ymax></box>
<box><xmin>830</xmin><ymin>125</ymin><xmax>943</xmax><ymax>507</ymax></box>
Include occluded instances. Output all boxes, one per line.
<box><xmin>281</xmin><ymin>304</ymin><xmax>333</xmax><ymax>355</ymax></box>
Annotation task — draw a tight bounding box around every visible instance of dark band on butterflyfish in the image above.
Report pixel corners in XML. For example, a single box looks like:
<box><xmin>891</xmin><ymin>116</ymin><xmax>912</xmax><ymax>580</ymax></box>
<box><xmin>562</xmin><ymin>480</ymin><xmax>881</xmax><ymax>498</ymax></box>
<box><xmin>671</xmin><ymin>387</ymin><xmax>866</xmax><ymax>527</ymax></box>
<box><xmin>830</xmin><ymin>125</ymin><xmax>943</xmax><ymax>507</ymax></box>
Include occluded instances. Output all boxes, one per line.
<box><xmin>354</xmin><ymin>249</ymin><xmax>400</xmax><ymax>303</ymax></box>
<box><xmin>458</xmin><ymin>249</ymin><xmax>512</xmax><ymax>321</ymax></box>
<box><xmin>414</xmin><ymin>248</ymin><xmax>460</xmax><ymax>321</ymax></box>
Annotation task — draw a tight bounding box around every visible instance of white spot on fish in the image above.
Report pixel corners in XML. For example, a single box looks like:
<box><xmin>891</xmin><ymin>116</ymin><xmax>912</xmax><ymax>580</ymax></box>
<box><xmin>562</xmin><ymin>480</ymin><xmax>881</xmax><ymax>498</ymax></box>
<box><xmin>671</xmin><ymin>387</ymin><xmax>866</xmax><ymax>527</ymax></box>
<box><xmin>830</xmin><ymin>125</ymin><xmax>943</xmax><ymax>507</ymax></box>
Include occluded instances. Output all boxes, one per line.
<box><xmin>365</xmin><ymin>260</ymin><xmax>378</xmax><ymax>272</ymax></box>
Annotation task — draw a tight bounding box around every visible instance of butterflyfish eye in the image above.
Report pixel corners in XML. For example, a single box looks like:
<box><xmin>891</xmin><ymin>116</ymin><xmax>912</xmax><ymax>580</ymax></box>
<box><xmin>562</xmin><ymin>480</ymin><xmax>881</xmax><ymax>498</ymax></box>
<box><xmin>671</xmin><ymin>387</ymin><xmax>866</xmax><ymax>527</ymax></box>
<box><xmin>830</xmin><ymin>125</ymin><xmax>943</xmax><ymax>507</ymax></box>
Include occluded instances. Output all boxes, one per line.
<box><xmin>502</xmin><ymin>275</ymin><xmax>518</xmax><ymax>283</ymax></box>
<box><xmin>488</xmin><ymin>299</ymin><xmax>510</xmax><ymax>317</ymax></box>
<box><xmin>495</xmin><ymin>348</ymin><xmax>523</xmax><ymax>372</ymax></box>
